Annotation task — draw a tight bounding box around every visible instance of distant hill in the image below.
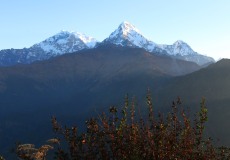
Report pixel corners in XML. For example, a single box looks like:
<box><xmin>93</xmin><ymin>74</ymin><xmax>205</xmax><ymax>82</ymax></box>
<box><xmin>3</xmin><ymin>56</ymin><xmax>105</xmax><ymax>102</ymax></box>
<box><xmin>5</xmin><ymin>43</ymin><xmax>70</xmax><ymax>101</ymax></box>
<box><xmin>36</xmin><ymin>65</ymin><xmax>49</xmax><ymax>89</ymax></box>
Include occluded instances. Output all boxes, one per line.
<box><xmin>155</xmin><ymin>59</ymin><xmax>230</xmax><ymax>146</ymax></box>
<box><xmin>0</xmin><ymin>45</ymin><xmax>202</xmax><ymax>114</ymax></box>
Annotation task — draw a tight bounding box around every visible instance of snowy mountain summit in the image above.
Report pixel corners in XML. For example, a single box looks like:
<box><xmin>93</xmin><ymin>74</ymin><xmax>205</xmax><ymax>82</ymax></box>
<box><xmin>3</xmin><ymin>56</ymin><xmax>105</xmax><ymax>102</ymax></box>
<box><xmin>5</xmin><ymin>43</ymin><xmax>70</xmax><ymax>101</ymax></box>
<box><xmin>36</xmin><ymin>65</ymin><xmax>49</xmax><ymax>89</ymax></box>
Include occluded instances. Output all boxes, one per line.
<box><xmin>0</xmin><ymin>31</ymin><xmax>98</xmax><ymax>66</ymax></box>
<box><xmin>101</xmin><ymin>21</ymin><xmax>214</xmax><ymax>65</ymax></box>
<box><xmin>159</xmin><ymin>40</ymin><xmax>197</xmax><ymax>56</ymax></box>
<box><xmin>32</xmin><ymin>31</ymin><xmax>97</xmax><ymax>55</ymax></box>
<box><xmin>110</xmin><ymin>21</ymin><xmax>141</xmax><ymax>38</ymax></box>
<box><xmin>107</xmin><ymin>21</ymin><xmax>146</xmax><ymax>47</ymax></box>
<box><xmin>102</xmin><ymin>21</ymin><xmax>157</xmax><ymax>52</ymax></box>
<box><xmin>0</xmin><ymin>21</ymin><xmax>214</xmax><ymax>66</ymax></box>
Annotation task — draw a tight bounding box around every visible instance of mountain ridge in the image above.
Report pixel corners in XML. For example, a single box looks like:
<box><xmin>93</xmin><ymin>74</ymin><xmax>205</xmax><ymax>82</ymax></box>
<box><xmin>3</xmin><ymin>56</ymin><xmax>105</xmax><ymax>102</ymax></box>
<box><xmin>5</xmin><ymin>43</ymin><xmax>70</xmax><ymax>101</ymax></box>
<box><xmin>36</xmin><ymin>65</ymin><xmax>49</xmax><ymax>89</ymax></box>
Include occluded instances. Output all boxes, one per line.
<box><xmin>153</xmin><ymin>58</ymin><xmax>230</xmax><ymax>146</ymax></box>
<box><xmin>99</xmin><ymin>21</ymin><xmax>214</xmax><ymax>65</ymax></box>
<box><xmin>0</xmin><ymin>21</ymin><xmax>214</xmax><ymax>66</ymax></box>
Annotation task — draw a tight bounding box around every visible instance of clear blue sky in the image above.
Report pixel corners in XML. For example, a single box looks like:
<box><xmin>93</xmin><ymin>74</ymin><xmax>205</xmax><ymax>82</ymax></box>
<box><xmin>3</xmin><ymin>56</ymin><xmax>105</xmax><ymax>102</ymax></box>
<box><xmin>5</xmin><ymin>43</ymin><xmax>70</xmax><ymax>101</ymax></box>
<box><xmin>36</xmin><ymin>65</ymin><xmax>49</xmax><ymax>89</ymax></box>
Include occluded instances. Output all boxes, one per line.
<box><xmin>0</xmin><ymin>0</ymin><xmax>229</xmax><ymax>60</ymax></box>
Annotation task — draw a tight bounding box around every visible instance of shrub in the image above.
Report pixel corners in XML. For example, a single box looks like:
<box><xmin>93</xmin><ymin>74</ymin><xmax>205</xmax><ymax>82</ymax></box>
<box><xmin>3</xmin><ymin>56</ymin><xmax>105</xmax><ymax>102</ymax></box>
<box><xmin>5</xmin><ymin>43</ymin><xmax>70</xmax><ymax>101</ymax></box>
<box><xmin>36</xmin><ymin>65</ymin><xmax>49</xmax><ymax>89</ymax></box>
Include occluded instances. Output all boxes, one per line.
<box><xmin>16</xmin><ymin>95</ymin><xmax>230</xmax><ymax>159</ymax></box>
<box><xmin>0</xmin><ymin>155</ymin><xmax>5</xmax><ymax>160</ymax></box>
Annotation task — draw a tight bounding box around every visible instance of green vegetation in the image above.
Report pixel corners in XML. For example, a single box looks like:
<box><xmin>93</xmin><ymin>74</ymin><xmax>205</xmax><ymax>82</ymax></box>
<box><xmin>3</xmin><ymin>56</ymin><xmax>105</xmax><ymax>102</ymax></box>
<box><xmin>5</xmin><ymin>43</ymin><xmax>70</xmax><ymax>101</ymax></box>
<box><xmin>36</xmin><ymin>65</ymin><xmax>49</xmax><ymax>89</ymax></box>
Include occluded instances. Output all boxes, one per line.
<box><xmin>15</xmin><ymin>94</ymin><xmax>230</xmax><ymax>159</ymax></box>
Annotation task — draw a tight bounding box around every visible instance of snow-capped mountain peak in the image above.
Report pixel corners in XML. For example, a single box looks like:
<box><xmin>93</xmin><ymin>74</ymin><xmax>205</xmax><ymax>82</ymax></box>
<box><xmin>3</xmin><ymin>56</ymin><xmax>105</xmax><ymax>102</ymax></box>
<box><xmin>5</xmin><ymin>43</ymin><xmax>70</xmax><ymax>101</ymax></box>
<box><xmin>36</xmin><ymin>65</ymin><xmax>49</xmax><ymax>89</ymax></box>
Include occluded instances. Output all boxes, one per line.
<box><xmin>72</xmin><ymin>32</ymin><xmax>98</xmax><ymax>48</ymax></box>
<box><xmin>173</xmin><ymin>40</ymin><xmax>192</xmax><ymax>51</ymax></box>
<box><xmin>41</xmin><ymin>30</ymin><xmax>70</xmax><ymax>44</ymax></box>
<box><xmin>156</xmin><ymin>40</ymin><xmax>215</xmax><ymax>65</ymax></box>
<box><xmin>158</xmin><ymin>40</ymin><xmax>197</xmax><ymax>56</ymax></box>
<box><xmin>0</xmin><ymin>21</ymin><xmax>214</xmax><ymax>66</ymax></box>
<box><xmin>119</xmin><ymin>21</ymin><xmax>141</xmax><ymax>36</ymax></box>
<box><xmin>32</xmin><ymin>31</ymin><xmax>98</xmax><ymax>56</ymax></box>
<box><xmin>32</xmin><ymin>31</ymin><xmax>85</xmax><ymax>55</ymax></box>
<box><xmin>43</xmin><ymin>30</ymin><xmax>98</xmax><ymax>48</ymax></box>
<box><xmin>103</xmin><ymin>21</ymin><xmax>157</xmax><ymax>51</ymax></box>
<box><xmin>171</xmin><ymin>40</ymin><xmax>197</xmax><ymax>56</ymax></box>
<box><xmin>109</xmin><ymin>21</ymin><xmax>141</xmax><ymax>39</ymax></box>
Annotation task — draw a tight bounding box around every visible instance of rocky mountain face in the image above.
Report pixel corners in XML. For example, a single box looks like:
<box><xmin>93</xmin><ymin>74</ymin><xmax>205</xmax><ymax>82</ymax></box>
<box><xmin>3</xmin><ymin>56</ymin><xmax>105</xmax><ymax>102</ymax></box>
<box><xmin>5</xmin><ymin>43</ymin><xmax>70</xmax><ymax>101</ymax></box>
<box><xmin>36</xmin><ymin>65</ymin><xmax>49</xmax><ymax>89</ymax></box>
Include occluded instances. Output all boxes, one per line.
<box><xmin>0</xmin><ymin>31</ymin><xmax>98</xmax><ymax>66</ymax></box>
<box><xmin>100</xmin><ymin>22</ymin><xmax>215</xmax><ymax>65</ymax></box>
<box><xmin>0</xmin><ymin>21</ymin><xmax>214</xmax><ymax>66</ymax></box>
<box><xmin>158</xmin><ymin>40</ymin><xmax>215</xmax><ymax>65</ymax></box>
<box><xmin>100</xmin><ymin>21</ymin><xmax>159</xmax><ymax>52</ymax></box>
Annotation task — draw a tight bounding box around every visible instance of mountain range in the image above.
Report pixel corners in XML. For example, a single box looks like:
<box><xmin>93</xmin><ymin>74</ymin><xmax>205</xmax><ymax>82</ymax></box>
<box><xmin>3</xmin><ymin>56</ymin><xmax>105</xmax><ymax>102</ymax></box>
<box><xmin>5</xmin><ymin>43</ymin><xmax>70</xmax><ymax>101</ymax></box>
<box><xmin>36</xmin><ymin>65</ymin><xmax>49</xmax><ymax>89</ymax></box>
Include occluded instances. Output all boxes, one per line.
<box><xmin>0</xmin><ymin>45</ymin><xmax>203</xmax><ymax>158</ymax></box>
<box><xmin>154</xmin><ymin>59</ymin><xmax>230</xmax><ymax>146</ymax></box>
<box><xmin>0</xmin><ymin>21</ymin><xmax>214</xmax><ymax>66</ymax></box>
<box><xmin>0</xmin><ymin>22</ymin><xmax>225</xmax><ymax>159</ymax></box>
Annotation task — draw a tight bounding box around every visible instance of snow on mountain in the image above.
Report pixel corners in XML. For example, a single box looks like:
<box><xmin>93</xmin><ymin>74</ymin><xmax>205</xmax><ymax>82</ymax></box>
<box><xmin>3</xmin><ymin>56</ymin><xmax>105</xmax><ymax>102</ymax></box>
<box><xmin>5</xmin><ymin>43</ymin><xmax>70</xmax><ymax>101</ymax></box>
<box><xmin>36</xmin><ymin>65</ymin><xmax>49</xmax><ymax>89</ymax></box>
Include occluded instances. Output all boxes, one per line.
<box><xmin>157</xmin><ymin>40</ymin><xmax>215</xmax><ymax>65</ymax></box>
<box><xmin>32</xmin><ymin>31</ymin><xmax>98</xmax><ymax>55</ymax></box>
<box><xmin>72</xmin><ymin>32</ymin><xmax>98</xmax><ymax>48</ymax></box>
<box><xmin>0</xmin><ymin>21</ymin><xmax>214</xmax><ymax>66</ymax></box>
<box><xmin>100</xmin><ymin>21</ymin><xmax>214</xmax><ymax>65</ymax></box>
<box><xmin>0</xmin><ymin>31</ymin><xmax>98</xmax><ymax>66</ymax></box>
<box><xmin>101</xmin><ymin>21</ymin><xmax>200</xmax><ymax>57</ymax></box>
<box><xmin>101</xmin><ymin>21</ymin><xmax>157</xmax><ymax>52</ymax></box>
<box><xmin>159</xmin><ymin>40</ymin><xmax>197</xmax><ymax>56</ymax></box>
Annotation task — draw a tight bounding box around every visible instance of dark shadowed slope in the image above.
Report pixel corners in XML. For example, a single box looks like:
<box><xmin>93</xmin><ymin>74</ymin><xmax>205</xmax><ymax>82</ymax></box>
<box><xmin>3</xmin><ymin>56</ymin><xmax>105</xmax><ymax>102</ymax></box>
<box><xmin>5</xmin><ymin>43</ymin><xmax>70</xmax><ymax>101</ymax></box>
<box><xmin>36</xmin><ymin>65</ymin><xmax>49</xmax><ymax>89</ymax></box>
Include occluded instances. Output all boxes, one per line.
<box><xmin>0</xmin><ymin>45</ymin><xmax>201</xmax><ymax>112</ymax></box>
<box><xmin>155</xmin><ymin>59</ymin><xmax>230</xmax><ymax>146</ymax></box>
<box><xmin>0</xmin><ymin>45</ymin><xmax>201</xmax><ymax>158</ymax></box>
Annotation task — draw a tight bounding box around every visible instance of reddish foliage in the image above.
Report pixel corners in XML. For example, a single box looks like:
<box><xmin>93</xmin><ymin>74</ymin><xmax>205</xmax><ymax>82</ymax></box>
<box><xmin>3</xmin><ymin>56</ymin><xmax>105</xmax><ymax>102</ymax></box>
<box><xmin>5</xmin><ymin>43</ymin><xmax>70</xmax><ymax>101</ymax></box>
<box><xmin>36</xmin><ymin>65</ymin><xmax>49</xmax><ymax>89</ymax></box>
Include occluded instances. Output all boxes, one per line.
<box><xmin>16</xmin><ymin>95</ymin><xmax>230</xmax><ymax>160</ymax></box>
